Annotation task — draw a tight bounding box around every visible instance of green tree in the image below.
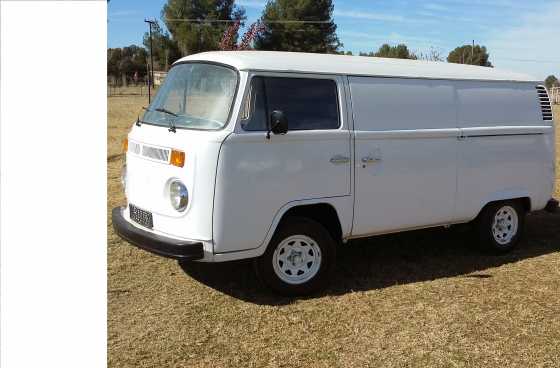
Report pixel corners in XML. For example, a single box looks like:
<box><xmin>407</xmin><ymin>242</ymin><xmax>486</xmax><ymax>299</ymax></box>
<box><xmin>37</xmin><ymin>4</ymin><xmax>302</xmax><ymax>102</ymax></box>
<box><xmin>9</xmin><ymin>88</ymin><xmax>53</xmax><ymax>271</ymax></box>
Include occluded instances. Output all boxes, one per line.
<box><xmin>447</xmin><ymin>44</ymin><xmax>492</xmax><ymax>67</ymax></box>
<box><xmin>107</xmin><ymin>48</ymin><xmax>123</xmax><ymax>79</ymax></box>
<box><xmin>254</xmin><ymin>0</ymin><xmax>341</xmax><ymax>53</ymax></box>
<box><xmin>107</xmin><ymin>45</ymin><xmax>148</xmax><ymax>84</ymax></box>
<box><xmin>374</xmin><ymin>43</ymin><xmax>416</xmax><ymax>59</ymax></box>
<box><xmin>358</xmin><ymin>44</ymin><xmax>416</xmax><ymax>59</ymax></box>
<box><xmin>544</xmin><ymin>75</ymin><xmax>558</xmax><ymax>90</ymax></box>
<box><xmin>121</xmin><ymin>45</ymin><xmax>148</xmax><ymax>77</ymax></box>
<box><xmin>143</xmin><ymin>21</ymin><xmax>181</xmax><ymax>71</ymax></box>
<box><xmin>162</xmin><ymin>0</ymin><xmax>245</xmax><ymax>55</ymax></box>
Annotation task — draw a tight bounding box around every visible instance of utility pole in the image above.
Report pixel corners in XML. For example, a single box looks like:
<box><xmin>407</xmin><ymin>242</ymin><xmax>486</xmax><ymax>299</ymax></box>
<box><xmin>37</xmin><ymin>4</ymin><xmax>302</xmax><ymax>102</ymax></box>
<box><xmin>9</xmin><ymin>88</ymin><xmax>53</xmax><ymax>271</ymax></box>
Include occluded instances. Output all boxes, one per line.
<box><xmin>146</xmin><ymin>62</ymin><xmax>150</xmax><ymax>99</ymax></box>
<box><xmin>144</xmin><ymin>19</ymin><xmax>156</xmax><ymax>104</ymax></box>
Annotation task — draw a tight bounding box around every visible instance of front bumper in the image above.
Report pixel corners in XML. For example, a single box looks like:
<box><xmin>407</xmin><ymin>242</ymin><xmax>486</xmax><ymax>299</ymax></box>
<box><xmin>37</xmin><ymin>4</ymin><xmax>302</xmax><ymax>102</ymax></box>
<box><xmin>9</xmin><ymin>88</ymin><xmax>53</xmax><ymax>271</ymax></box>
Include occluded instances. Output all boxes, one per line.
<box><xmin>111</xmin><ymin>207</ymin><xmax>204</xmax><ymax>260</ymax></box>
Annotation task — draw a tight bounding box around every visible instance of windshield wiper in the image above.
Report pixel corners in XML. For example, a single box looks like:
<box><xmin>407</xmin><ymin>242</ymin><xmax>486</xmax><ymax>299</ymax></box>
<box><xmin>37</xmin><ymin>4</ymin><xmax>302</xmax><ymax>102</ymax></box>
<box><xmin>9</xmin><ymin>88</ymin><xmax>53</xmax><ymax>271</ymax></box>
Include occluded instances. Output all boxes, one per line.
<box><xmin>135</xmin><ymin>116</ymin><xmax>144</xmax><ymax>127</ymax></box>
<box><xmin>141</xmin><ymin>106</ymin><xmax>178</xmax><ymax>132</ymax></box>
<box><xmin>167</xmin><ymin>121</ymin><xmax>177</xmax><ymax>133</ymax></box>
<box><xmin>154</xmin><ymin>108</ymin><xmax>178</xmax><ymax>133</ymax></box>
<box><xmin>155</xmin><ymin>107</ymin><xmax>178</xmax><ymax>117</ymax></box>
<box><xmin>136</xmin><ymin>106</ymin><xmax>155</xmax><ymax>126</ymax></box>
<box><xmin>135</xmin><ymin>107</ymin><xmax>152</xmax><ymax>126</ymax></box>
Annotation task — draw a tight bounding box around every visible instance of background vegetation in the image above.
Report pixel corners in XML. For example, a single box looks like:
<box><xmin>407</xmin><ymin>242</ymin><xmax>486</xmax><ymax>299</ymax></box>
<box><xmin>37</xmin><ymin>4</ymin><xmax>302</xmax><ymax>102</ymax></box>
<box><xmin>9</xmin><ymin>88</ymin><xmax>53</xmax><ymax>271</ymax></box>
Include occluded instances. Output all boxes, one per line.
<box><xmin>109</xmin><ymin>0</ymin><xmax>554</xmax><ymax>86</ymax></box>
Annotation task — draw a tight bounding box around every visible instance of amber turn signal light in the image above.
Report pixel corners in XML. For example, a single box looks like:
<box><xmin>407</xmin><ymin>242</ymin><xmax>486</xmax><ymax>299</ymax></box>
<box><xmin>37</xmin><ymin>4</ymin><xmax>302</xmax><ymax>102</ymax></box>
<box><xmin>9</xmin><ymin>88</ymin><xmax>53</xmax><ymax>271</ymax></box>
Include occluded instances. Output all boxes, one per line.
<box><xmin>170</xmin><ymin>149</ymin><xmax>185</xmax><ymax>168</ymax></box>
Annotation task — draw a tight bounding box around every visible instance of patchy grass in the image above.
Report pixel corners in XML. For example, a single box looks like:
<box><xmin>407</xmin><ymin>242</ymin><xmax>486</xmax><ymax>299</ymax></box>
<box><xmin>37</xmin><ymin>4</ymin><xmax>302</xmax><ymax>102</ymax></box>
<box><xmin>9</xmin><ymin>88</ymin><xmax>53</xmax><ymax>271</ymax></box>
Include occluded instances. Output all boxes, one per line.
<box><xmin>108</xmin><ymin>98</ymin><xmax>560</xmax><ymax>368</ymax></box>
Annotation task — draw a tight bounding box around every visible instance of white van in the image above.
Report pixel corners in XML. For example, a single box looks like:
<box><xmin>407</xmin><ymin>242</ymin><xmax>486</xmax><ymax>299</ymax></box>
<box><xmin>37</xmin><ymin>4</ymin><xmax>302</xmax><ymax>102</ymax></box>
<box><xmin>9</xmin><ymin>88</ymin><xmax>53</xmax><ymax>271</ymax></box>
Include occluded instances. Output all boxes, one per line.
<box><xmin>112</xmin><ymin>51</ymin><xmax>557</xmax><ymax>295</ymax></box>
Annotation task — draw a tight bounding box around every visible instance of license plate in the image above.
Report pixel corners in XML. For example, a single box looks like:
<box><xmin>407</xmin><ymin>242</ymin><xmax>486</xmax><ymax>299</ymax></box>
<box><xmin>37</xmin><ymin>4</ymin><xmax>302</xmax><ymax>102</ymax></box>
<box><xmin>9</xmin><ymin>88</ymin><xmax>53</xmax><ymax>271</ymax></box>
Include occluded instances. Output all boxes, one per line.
<box><xmin>129</xmin><ymin>204</ymin><xmax>153</xmax><ymax>229</ymax></box>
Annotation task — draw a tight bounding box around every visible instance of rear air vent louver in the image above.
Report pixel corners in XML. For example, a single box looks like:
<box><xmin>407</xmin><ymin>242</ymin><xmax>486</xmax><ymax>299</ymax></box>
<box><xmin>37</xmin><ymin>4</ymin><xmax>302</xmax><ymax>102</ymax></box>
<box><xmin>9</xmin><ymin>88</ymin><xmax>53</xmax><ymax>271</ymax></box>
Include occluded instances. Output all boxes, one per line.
<box><xmin>536</xmin><ymin>85</ymin><xmax>553</xmax><ymax>121</ymax></box>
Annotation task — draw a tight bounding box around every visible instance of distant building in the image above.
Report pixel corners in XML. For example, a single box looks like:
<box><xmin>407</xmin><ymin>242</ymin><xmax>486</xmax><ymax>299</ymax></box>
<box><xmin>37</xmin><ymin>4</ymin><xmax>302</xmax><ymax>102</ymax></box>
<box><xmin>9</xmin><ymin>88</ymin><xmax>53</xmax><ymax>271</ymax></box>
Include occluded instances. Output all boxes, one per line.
<box><xmin>153</xmin><ymin>71</ymin><xmax>167</xmax><ymax>86</ymax></box>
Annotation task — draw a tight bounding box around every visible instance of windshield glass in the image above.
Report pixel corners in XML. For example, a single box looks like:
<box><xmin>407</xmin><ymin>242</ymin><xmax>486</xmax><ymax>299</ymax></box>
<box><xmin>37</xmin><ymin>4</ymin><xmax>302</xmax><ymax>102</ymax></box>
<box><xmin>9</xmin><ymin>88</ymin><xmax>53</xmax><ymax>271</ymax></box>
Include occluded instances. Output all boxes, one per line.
<box><xmin>142</xmin><ymin>63</ymin><xmax>238</xmax><ymax>130</ymax></box>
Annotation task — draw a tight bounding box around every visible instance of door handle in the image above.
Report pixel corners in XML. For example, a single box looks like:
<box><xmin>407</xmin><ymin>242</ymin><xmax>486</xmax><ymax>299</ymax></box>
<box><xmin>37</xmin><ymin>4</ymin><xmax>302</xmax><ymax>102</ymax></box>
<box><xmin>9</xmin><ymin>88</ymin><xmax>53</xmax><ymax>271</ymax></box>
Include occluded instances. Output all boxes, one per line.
<box><xmin>330</xmin><ymin>155</ymin><xmax>350</xmax><ymax>164</ymax></box>
<box><xmin>361</xmin><ymin>156</ymin><xmax>381</xmax><ymax>164</ymax></box>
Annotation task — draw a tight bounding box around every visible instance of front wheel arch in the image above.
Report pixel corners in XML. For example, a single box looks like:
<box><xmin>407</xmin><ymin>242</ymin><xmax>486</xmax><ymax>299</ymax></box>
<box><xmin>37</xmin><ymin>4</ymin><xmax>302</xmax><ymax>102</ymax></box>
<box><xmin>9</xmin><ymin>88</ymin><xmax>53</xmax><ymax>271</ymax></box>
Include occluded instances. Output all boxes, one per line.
<box><xmin>274</xmin><ymin>203</ymin><xmax>343</xmax><ymax>244</ymax></box>
<box><xmin>254</xmin><ymin>216</ymin><xmax>336</xmax><ymax>296</ymax></box>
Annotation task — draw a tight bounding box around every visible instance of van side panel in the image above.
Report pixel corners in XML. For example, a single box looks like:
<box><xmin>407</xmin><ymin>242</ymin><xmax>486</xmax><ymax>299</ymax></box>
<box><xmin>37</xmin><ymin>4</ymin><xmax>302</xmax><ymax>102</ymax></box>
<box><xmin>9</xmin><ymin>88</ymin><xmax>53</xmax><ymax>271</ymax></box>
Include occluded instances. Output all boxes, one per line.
<box><xmin>454</xmin><ymin>81</ymin><xmax>554</xmax><ymax>221</ymax></box>
<box><xmin>350</xmin><ymin>77</ymin><xmax>459</xmax><ymax>236</ymax></box>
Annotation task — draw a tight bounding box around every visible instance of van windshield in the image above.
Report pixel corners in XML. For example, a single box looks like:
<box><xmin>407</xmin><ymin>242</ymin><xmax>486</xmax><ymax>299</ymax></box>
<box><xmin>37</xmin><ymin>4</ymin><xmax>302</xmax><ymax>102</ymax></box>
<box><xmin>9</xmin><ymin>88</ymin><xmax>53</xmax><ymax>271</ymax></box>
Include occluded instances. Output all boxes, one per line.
<box><xmin>142</xmin><ymin>63</ymin><xmax>238</xmax><ymax>130</ymax></box>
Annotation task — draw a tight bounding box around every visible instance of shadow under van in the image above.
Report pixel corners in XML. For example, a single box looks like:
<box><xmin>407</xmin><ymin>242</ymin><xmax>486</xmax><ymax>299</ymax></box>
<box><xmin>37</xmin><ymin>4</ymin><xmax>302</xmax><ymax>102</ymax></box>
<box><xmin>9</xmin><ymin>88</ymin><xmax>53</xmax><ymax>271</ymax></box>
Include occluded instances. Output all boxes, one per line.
<box><xmin>178</xmin><ymin>209</ymin><xmax>559</xmax><ymax>305</ymax></box>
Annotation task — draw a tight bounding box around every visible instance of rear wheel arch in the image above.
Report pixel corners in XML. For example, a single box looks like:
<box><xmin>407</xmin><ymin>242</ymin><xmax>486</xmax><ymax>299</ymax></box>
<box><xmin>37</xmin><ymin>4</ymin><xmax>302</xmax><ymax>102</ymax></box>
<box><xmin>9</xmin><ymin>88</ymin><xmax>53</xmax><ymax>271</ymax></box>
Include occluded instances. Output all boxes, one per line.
<box><xmin>474</xmin><ymin>199</ymin><xmax>527</xmax><ymax>254</ymax></box>
<box><xmin>519</xmin><ymin>197</ymin><xmax>531</xmax><ymax>213</ymax></box>
<box><xmin>477</xmin><ymin>196</ymin><xmax>531</xmax><ymax>219</ymax></box>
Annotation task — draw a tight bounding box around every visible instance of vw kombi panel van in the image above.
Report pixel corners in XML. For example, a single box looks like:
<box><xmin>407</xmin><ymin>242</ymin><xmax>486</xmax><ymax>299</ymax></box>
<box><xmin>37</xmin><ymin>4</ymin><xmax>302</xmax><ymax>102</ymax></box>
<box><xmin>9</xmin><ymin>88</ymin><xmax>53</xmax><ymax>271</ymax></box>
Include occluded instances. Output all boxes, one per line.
<box><xmin>112</xmin><ymin>51</ymin><xmax>557</xmax><ymax>295</ymax></box>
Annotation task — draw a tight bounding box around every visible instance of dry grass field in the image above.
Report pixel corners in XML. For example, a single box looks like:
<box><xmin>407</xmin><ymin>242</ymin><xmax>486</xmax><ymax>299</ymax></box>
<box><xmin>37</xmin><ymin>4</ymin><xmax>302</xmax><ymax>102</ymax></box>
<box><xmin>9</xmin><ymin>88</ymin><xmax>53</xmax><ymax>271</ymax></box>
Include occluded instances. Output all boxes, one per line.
<box><xmin>108</xmin><ymin>95</ymin><xmax>560</xmax><ymax>368</ymax></box>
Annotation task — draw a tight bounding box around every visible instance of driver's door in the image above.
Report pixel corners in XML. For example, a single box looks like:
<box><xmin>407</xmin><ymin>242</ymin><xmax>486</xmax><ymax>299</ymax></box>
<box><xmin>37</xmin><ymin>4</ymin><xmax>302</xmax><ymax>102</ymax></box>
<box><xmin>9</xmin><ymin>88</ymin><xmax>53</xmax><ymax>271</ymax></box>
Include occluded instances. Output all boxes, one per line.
<box><xmin>212</xmin><ymin>73</ymin><xmax>353</xmax><ymax>254</ymax></box>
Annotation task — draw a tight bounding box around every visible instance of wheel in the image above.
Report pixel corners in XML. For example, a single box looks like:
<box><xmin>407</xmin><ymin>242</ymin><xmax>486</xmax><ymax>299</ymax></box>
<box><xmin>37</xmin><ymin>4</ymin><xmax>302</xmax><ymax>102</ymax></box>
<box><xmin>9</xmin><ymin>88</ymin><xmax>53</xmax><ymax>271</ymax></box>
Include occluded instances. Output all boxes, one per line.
<box><xmin>475</xmin><ymin>200</ymin><xmax>525</xmax><ymax>254</ymax></box>
<box><xmin>254</xmin><ymin>217</ymin><xmax>336</xmax><ymax>296</ymax></box>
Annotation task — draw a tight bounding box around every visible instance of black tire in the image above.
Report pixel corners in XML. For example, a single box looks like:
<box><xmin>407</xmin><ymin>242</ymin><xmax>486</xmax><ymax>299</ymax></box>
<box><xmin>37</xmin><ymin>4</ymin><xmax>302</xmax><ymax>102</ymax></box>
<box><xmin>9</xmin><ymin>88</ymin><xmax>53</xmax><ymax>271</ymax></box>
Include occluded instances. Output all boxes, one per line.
<box><xmin>254</xmin><ymin>216</ymin><xmax>336</xmax><ymax>296</ymax></box>
<box><xmin>475</xmin><ymin>200</ymin><xmax>525</xmax><ymax>254</ymax></box>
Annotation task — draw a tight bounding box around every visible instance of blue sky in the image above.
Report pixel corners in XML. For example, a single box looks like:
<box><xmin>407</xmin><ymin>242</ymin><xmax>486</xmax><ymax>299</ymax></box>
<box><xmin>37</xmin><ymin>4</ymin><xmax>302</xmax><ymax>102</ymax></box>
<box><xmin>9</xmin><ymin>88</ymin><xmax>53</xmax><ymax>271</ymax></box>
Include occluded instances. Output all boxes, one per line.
<box><xmin>108</xmin><ymin>0</ymin><xmax>560</xmax><ymax>79</ymax></box>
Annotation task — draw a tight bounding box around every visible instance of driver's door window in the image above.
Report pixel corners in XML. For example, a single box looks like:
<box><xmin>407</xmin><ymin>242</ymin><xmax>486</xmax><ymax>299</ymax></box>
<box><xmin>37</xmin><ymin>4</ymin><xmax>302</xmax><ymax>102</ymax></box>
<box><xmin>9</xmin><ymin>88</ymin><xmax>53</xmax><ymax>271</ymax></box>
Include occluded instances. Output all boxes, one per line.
<box><xmin>241</xmin><ymin>76</ymin><xmax>340</xmax><ymax>131</ymax></box>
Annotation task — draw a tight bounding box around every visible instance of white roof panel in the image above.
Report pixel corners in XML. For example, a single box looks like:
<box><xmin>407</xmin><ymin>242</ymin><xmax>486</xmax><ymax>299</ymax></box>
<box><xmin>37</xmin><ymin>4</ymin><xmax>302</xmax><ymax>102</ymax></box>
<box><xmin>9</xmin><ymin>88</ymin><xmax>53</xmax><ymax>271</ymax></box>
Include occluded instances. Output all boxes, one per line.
<box><xmin>175</xmin><ymin>51</ymin><xmax>539</xmax><ymax>83</ymax></box>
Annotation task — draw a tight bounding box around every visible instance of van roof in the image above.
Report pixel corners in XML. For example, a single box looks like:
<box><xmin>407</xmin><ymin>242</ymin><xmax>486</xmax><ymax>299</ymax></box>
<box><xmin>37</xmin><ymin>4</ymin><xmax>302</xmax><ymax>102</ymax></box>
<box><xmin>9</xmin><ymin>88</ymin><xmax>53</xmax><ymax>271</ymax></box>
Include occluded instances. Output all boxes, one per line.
<box><xmin>175</xmin><ymin>51</ymin><xmax>539</xmax><ymax>83</ymax></box>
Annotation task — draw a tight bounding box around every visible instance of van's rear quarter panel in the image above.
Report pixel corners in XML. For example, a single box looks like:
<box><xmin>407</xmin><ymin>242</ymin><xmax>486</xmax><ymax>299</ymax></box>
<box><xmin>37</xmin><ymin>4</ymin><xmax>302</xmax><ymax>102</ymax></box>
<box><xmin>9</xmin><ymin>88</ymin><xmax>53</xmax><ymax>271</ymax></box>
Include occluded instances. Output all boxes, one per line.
<box><xmin>454</xmin><ymin>81</ymin><xmax>554</xmax><ymax>218</ymax></box>
<box><xmin>455</xmin><ymin>135</ymin><xmax>551</xmax><ymax>219</ymax></box>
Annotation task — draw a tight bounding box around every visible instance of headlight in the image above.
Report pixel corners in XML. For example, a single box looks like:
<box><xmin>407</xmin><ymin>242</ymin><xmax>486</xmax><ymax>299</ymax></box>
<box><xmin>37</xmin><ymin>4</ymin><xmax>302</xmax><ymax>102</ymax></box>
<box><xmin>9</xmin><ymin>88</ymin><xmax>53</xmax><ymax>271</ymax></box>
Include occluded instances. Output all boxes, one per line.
<box><xmin>169</xmin><ymin>180</ymin><xmax>188</xmax><ymax>212</ymax></box>
<box><xmin>121</xmin><ymin>163</ymin><xmax>127</xmax><ymax>192</ymax></box>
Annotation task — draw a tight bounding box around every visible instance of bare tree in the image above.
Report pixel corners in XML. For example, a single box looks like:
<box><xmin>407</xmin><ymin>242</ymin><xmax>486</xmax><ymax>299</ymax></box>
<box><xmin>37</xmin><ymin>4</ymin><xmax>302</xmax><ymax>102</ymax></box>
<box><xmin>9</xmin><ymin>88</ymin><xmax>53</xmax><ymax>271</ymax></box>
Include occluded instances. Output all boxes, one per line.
<box><xmin>415</xmin><ymin>47</ymin><xmax>444</xmax><ymax>62</ymax></box>
<box><xmin>219</xmin><ymin>20</ymin><xmax>265</xmax><ymax>51</ymax></box>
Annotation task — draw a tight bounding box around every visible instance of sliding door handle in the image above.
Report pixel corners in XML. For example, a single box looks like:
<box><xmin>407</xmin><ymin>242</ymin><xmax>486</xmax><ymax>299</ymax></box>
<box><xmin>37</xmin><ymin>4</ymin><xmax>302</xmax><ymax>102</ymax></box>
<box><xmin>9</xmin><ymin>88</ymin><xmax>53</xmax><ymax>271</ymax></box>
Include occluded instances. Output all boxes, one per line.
<box><xmin>361</xmin><ymin>156</ymin><xmax>381</xmax><ymax>164</ymax></box>
<box><xmin>330</xmin><ymin>155</ymin><xmax>350</xmax><ymax>164</ymax></box>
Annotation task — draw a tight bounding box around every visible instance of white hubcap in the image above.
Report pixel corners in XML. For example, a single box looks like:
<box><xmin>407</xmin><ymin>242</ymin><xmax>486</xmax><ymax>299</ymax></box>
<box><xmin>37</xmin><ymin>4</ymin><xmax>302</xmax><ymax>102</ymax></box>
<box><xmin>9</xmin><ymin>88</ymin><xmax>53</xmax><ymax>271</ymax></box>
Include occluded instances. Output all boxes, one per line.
<box><xmin>492</xmin><ymin>206</ymin><xmax>518</xmax><ymax>245</ymax></box>
<box><xmin>272</xmin><ymin>235</ymin><xmax>322</xmax><ymax>285</ymax></box>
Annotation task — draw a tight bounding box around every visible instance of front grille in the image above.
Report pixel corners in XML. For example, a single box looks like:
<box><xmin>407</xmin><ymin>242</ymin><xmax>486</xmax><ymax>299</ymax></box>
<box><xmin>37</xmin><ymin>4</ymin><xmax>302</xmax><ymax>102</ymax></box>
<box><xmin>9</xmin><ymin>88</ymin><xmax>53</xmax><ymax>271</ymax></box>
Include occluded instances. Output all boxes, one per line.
<box><xmin>127</xmin><ymin>140</ymin><xmax>171</xmax><ymax>164</ymax></box>
<box><xmin>141</xmin><ymin>145</ymin><xmax>170</xmax><ymax>162</ymax></box>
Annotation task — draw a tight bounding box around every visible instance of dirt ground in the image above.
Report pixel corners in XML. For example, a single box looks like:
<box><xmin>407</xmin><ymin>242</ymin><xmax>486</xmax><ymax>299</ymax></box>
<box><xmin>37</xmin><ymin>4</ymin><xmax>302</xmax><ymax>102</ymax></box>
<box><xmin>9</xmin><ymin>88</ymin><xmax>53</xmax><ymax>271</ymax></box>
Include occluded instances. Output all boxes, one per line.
<box><xmin>108</xmin><ymin>96</ymin><xmax>560</xmax><ymax>368</ymax></box>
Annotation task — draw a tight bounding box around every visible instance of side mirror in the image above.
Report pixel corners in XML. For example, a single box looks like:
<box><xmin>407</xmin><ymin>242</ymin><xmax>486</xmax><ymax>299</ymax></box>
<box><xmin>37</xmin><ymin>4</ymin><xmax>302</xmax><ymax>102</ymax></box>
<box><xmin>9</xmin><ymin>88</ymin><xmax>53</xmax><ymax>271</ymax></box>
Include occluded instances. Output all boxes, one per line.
<box><xmin>270</xmin><ymin>110</ymin><xmax>288</xmax><ymax>135</ymax></box>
